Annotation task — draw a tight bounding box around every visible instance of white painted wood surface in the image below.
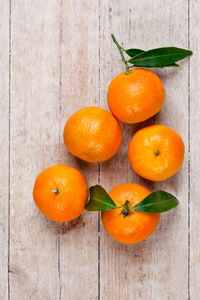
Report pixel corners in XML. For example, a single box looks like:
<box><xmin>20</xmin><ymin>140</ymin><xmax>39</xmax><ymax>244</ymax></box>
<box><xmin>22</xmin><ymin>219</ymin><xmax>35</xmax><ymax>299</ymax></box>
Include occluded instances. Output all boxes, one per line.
<box><xmin>0</xmin><ymin>0</ymin><xmax>198</xmax><ymax>299</ymax></box>
<box><xmin>190</xmin><ymin>1</ymin><xmax>200</xmax><ymax>299</ymax></box>
<box><xmin>10</xmin><ymin>1</ymin><xmax>61</xmax><ymax>299</ymax></box>
<box><xmin>0</xmin><ymin>1</ymin><xmax>9</xmax><ymax>299</ymax></box>
<box><xmin>59</xmin><ymin>1</ymin><xmax>99</xmax><ymax>299</ymax></box>
<box><xmin>100</xmin><ymin>1</ymin><xmax>189</xmax><ymax>299</ymax></box>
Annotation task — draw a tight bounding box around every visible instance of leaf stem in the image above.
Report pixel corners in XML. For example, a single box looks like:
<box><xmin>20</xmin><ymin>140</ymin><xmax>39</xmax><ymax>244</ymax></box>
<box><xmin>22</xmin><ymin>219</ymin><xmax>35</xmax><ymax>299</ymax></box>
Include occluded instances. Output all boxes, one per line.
<box><xmin>111</xmin><ymin>34</ymin><xmax>131</xmax><ymax>75</ymax></box>
<box><xmin>116</xmin><ymin>202</ymin><xmax>129</xmax><ymax>209</ymax></box>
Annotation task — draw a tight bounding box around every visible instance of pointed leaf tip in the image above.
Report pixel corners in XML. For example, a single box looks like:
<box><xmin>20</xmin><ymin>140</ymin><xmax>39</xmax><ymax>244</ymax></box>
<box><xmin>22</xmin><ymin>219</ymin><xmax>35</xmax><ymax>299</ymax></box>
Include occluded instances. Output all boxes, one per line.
<box><xmin>133</xmin><ymin>190</ymin><xmax>179</xmax><ymax>213</ymax></box>
<box><xmin>128</xmin><ymin>47</ymin><xmax>192</xmax><ymax>67</ymax></box>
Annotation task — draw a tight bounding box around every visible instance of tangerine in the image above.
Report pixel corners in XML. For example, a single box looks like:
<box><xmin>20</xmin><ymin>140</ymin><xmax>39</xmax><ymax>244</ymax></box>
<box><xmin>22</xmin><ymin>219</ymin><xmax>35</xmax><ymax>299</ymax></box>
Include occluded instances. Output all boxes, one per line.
<box><xmin>63</xmin><ymin>106</ymin><xmax>122</xmax><ymax>162</ymax></box>
<box><xmin>33</xmin><ymin>165</ymin><xmax>88</xmax><ymax>222</ymax></box>
<box><xmin>107</xmin><ymin>69</ymin><xmax>165</xmax><ymax>123</ymax></box>
<box><xmin>101</xmin><ymin>183</ymin><xmax>159</xmax><ymax>244</ymax></box>
<box><xmin>128</xmin><ymin>125</ymin><xmax>184</xmax><ymax>181</ymax></box>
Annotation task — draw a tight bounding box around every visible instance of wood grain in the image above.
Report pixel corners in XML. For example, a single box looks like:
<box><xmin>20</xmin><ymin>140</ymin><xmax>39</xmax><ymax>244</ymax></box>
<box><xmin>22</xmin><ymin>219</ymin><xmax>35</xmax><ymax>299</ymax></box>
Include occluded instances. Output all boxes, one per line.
<box><xmin>190</xmin><ymin>1</ymin><xmax>200</xmax><ymax>299</ymax></box>
<box><xmin>58</xmin><ymin>1</ymin><xmax>99</xmax><ymax>299</ymax></box>
<box><xmin>0</xmin><ymin>1</ymin><xmax>9</xmax><ymax>299</ymax></box>
<box><xmin>1</xmin><ymin>0</ymin><xmax>197</xmax><ymax>299</ymax></box>
<box><xmin>10</xmin><ymin>1</ymin><xmax>61</xmax><ymax>299</ymax></box>
<box><xmin>99</xmin><ymin>1</ymin><xmax>189</xmax><ymax>299</ymax></box>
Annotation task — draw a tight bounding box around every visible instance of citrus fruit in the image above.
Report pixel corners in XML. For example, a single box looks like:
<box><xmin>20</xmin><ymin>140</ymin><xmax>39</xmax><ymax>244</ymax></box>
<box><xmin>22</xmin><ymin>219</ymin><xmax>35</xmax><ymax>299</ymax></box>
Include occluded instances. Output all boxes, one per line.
<box><xmin>128</xmin><ymin>125</ymin><xmax>184</xmax><ymax>181</ymax></box>
<box><xmin>101</xmin><ymin>183</ymin><xmax>159</xmax><ymax>244</ymax></box>
<box><xmin>63</xmin><ymin>106</ymin><xmax>122</xmax><ymax>163</ymax></box>
<box><xmin>33</xmin><ymin>165</ymin><xmax>88</xmax><ymax>222</ymax></box>
<box><xmin>107</xmin><ymin>69</ymin><xmax>165</xmax><ymax>124</ymax></box>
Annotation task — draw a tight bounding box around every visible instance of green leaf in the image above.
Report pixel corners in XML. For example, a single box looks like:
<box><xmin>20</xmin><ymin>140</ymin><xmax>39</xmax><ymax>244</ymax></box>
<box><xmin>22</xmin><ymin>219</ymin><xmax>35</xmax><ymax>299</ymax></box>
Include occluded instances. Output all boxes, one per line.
<box><xmin>127</xmin><ymin>47</ymin><xmax>192</xmax><ymax>67</ymax></box>
<box><xmin>132</xmin><ymin>63</ymin><xmax>179</xmax><ymax>68</ymax></box>
<box><xmin>125</xmin><ymin>48</ymin><xmax>144</xmax><ymax>58</ymax></box>
<box><xmin>133</xmin><ymin>190</ymin><xmax>179</xmax><ymax>213</ymax></box>
<box><xmin>86</xmin><ymin>185</ymin><xmax>117</xmax><ymax>211</ymax></box>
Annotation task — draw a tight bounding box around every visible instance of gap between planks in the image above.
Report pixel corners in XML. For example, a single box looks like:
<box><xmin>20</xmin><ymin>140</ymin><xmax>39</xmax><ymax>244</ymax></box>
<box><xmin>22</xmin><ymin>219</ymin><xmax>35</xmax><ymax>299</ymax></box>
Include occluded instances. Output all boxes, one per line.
<box><xmin>8</xmin><ymin>0</ymin><xmax>12</xmax><ymax>299</ymax></box>
<box><xmin>187</xmin><ymin>0</ymin><xmax>191</xmax><ymax>299</ymax></box>
<box><xmin>98</xmin><ymin>1</ymin><xmax>101</xmax><ymax>299</ymax></box>
<box><xmin>57</xmin><ymin>0</ymin><xmax>63</xmax><ymax>299</ymax></box>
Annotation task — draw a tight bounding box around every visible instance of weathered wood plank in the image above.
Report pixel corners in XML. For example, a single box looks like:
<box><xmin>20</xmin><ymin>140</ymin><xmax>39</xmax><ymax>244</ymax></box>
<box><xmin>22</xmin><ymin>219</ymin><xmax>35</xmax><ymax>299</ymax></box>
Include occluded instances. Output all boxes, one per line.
<box><xmin>99</xmin><ymin>1</ymin><xmax>189</xmax><ymax>299</ymax></box>
<box><xmin>58</xmin><ymin>1</ymin><xmax>99</xmax><ymax>299</ymax></box>
<box><xmin>10</xmin><ymin>1</ymin><xmax>62</xmax><ymax>299</ymax></box>
<box><xmin>189</xmin><ymin>1</ymin><xmax>200</xmax><ymax>299</ymax></box>
<box><xmin>0</xmin><ymin>1</ymin><xmax>9</xmax><ymax>299</ymax></box>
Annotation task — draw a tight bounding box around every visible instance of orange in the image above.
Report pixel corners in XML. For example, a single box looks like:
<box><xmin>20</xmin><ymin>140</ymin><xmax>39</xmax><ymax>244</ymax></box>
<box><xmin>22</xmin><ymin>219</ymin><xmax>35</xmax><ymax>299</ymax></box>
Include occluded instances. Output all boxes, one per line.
<box><xmin>107</xmin><ymin>69</ymin><xmax>165</xmax><ymax>124</ymax></box>
<box><xmin>63</xmin><ymin>106</ymin><xmax>122</xmax><ymax>163</ymax></box>
<box><xmin>33</xmin><ymin>165</ymin><xmax>88</xmax><ymax>222</ymax></box>
<box><xmin>128</xmin><ymin>125</ymin><xmax>185</xmax><ymax>181</ymax></box>
<box><xmin>101</xmin><ymin>183</ymin><xmax>159</xmax><ymax>244</ymax></box>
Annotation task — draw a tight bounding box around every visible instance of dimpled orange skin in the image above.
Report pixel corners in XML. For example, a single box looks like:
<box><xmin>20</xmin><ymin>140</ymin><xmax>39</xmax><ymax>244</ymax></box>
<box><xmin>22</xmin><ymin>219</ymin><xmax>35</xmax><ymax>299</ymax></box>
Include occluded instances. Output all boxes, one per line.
<box><xmin>107</xmin><ymin>69</ymin><xmax>165</xmax><ymax>124</ymax></box>
<box><xmin>128</xmin><ymin>125</ymin><xmax>185</xmax><ymax>181</ymax></box>
<box><xmin>33</xmin><ymin>165</ymin><xmax>88</xmax><ymax>222</ymax></box>
<box><xmin>101</xmin><ymin>183</ymin><xmax>159</xmax><ymax>244</ymax></box>
<box><xmin>63</xmin><ymin>106</ymin><xmax>122</xmax><ymax>163</ymax></box>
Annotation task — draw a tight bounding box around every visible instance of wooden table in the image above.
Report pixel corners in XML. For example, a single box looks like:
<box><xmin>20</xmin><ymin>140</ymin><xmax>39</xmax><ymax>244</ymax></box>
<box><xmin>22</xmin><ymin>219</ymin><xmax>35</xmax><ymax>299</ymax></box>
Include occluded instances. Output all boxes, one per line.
<box><xmin>1</xmin><ymin>1</ymin><xmax>199</xmax><ymax>299</ymax></box>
